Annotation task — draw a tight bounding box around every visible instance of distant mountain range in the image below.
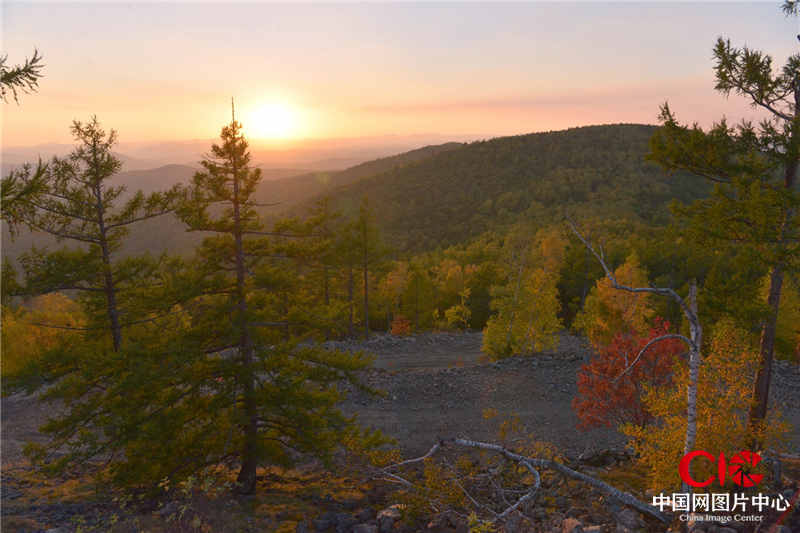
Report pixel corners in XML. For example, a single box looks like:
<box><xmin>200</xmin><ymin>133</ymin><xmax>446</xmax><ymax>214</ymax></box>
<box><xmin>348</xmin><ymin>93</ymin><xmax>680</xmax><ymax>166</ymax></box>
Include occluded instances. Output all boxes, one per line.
<box><xmin>2</xmin><ymin>133</ymin><xmax>480</xmax><ymax>174</ymax></box>
<box><xmin>2</xmin><ymin>124</ymin><xmax>708</xmax><ymax>261</ymax></box>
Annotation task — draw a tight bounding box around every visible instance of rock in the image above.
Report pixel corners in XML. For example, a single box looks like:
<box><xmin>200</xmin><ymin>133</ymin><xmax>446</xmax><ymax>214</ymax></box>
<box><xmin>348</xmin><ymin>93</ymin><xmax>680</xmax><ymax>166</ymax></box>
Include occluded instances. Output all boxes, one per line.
<box><xmin>613</xmin><ymin>508</ymin><xmax>645</xmax><ymax>533</ymax></box>
<box><xmin>377</xmin><ymin>504</ymin><xmax>404</xmax><ymax>533</ymax></box>
<box><xmin>336</xmin><ymin>513</ymin><xmax>358</xmax><ymax>533</ymax></box>
<box><xmin>45</xmin><ymin>529</ymin><xmax>68</xmax><ymax>533</ymax></box>
<box><xmin>355</xmin><ymin>508</ymin><xmax>376</xmax><ymax>522</ymax></box>
<box><xmin>583</xmin><ymin>527</ymin><xmax>604</xmax><ymax>533</ymax></box>
<box><xmin>155</xmin><ymin>501</ymin><xmax>179</xmax><ymax>517</ymax></box>
<box><xmin>562</xmin><ymin>518</ymin><xmax>584</xmax><ymax>533</ymax></box>
<box><xmin>314</xmin><ymin>518</ymin><xmax>335</xmax><ymax>531</ymax></box>
<box><xmin>353</xmin><ymin>525</ymin><xmax>378</xmax><ymax>533</ymax></box>
<box><xmin>296</xmin><ymin>522</ymin><xmax>310</xmax><ymax>533</ymax></box>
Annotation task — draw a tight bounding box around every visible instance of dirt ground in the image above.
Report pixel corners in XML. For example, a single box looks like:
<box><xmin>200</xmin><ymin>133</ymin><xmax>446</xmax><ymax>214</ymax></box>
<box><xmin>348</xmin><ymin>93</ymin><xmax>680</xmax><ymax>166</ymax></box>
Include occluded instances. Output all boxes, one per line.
<box><xmin>4</xmin><ymin>331</ymin><xmax>799</xmax><ymax>466</ymax></box>
<box><xmin>338</xmin><ymin>331</ymin><xmax>626</xmax><ymax>457</ymax></box>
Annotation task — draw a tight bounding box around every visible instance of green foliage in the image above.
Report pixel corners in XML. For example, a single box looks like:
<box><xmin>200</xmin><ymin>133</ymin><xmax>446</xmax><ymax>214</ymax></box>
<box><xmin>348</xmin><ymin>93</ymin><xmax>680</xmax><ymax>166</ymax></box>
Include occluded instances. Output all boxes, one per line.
<box><xmin>0</xmin><ymin>48</ymin><xmax>43</xmax><ymax>103</ymax></box>
<box><xmin>10</xmin><ymin>117</ymin><xmax>384</xmax><ymax>493</ymax></box>
<box><xmin>316</xmin><ymin>124</ymin><xmax>710</xmax><ymax>253</ymax></box>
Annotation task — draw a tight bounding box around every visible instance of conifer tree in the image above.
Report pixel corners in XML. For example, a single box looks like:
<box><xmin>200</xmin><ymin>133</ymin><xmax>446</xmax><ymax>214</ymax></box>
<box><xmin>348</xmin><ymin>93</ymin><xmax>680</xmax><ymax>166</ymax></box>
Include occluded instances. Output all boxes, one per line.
<box><xmin>175</xmin><ymin>107</ymin><xmax>378</xmax><ymax>493</ymax></box>
<box><xmin>15</xmin><ymin>117</ymin><xmax>180</xmax><ymax>350</ymax></box>
<box><xmin>648</xmin><ymin>9</ymin><xmax>799</xmax><ymax>436</ymax></box>
<box><xmin>353</xmin><ymin>198</ymin><xmax>387</xmax><ymax>339</ymax></box>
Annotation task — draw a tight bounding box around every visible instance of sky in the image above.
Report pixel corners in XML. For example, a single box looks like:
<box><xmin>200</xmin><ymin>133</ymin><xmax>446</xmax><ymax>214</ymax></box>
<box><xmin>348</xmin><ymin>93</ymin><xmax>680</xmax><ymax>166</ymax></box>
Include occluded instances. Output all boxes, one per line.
<box><xmin>2</xmin><ymin>1</ymin><xmax>798</xmax><ymax>147</ymax></box>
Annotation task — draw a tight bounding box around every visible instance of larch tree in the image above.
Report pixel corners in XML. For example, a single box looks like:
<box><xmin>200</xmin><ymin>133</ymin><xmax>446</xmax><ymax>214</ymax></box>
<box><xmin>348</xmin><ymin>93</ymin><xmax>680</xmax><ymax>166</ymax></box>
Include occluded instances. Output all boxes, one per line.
<box><xmin>7</xmin><ymin>118</ymin><xmax>186</xmax><ymax>483</ymax></box>
<box><xmin>1</xmin><ymin>49</ymin><xmax>46</xmax><ymax>236</ymax></box>
<box><xmin>15</xmin><ymin>117</ymin><xmax>180</xmax><ymax>351</ymax></box>
<box><xmin>175</xmin><ymin>107</ymin><xmax>378</xmax><ymax>494</ymax></box>
<box><xmin>648</xmin><ymin>9</ymin><xmax>799</xmax><ymax>438</ymax></box>
<box><xmin>341</xmin><ymin>197</ymin><xmax>387</xmax><ymax>339</ymax></box>
<box><xmin>0</xmin><ymin>48</ymin><xmax>43</xmax><ymax>103</ymax></box>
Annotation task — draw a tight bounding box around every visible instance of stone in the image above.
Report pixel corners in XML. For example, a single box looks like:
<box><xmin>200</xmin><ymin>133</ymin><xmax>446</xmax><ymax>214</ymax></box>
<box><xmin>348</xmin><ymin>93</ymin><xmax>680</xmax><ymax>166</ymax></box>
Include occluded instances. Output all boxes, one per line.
<box><xmin>353</xmin><ymin>525</ymin><xmax>378</xmax><ymax>533</ymax></box>
<box><xmin>296</xmin><ymin>522</ymin><xmax>310</xmax><ymax>533</ymax></box>
<box><xmin>355</xmin><ymin>508</ymin><xmax>376</xmax><ymax>522</ymax></box>
<box><xmin>376</xmin><ymin>506</ymin><xmax>404</xmax><ymax>533</ymax></box>
<box><xmin>583</xmin><ymin>527</ymin><xmax>604</xmax><ymax>533</ymax></box>
<box><xmin>314</xmin><ymin>518</ymin><xmax>334</xmax><ymax>531</ymax></box>
<box><xmin>562</xmin><ymin>518</ymin><xmax>584</xmax><ymax>533</ymax></box>
<box><xmin>614</xmin><ymin>508</ymin><xmax>645</xmax><ymax>532</ymax></box>
<box><xmin>336</xmin><ymin>513</ymin><xmax>358</xmax><ymax>533</ymax></box>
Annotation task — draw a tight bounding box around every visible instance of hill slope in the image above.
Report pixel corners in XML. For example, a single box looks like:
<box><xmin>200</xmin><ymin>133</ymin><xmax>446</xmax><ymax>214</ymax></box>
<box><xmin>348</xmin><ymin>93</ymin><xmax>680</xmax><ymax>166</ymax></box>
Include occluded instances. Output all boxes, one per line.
<box><xmin>308</xmin><ymin>124</ymin><xmax>709</xmax><ymax>251</ymax></box>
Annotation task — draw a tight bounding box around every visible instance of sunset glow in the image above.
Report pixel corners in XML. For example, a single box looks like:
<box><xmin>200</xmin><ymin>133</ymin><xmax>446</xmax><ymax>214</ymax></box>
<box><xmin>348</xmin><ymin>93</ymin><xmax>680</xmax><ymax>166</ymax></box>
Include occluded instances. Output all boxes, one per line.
<box><xmin>246</xmin><ymin>103</ymin><xmax>300</xmax><ymax>140</ymax></box>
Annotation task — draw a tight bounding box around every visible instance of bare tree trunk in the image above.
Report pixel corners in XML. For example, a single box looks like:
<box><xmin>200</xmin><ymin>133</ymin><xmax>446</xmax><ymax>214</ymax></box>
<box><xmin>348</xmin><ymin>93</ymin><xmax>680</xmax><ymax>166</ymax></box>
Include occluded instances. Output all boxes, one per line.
<box><xmin>569</xmin><ymin>221</ymin><xmax>703</xmax><ymax>493</ymax></box>
<box><xmin>363</xmin><ymin>227</ymin><xmax>369</xmax><ymax>340</ymax></box>
<box><xmin>348</xmin><ymin>265</ymin><xmax>354</xmax><ymax>338</ymax></box>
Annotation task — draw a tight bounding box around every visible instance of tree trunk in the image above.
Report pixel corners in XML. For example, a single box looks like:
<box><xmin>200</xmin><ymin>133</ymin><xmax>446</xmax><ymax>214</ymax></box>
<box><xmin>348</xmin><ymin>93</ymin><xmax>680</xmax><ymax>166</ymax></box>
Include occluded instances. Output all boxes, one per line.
<box><xmin>749</xmin><ymin>263</ymin><xmax>784</xmax><ymax>436</ymax></box>
<box><xmin>363</xmin><ymin>262</ymin><xmax>369</xmax><ymax>340</ymax></box>
<box><xmin>363</xmin><ymin>224</ymin><xmax>369</xmax><ymax>340</ymax></box>
<box><xmin>348</xmin><ymin>266</ymin><xmax>354</xmax><ymax>338</ymax></box>
<box><xmin>683</xmin><ymin>280</ymin><xmax>702</xmax><ymax>493</ymax></box>
<box><xmin>229</xmin><ymin>126</ymin><xmax>258</xmax><ymax>495</ymax></box>
<box><xmin>90</xmin><ymin>146</ymin><xmax>122</xmax><ymax>352</ymax></box>
<box><xmin>749</xmin><ymin>89</ymin><xmax>798</xmax><ymax>436</ymax></box>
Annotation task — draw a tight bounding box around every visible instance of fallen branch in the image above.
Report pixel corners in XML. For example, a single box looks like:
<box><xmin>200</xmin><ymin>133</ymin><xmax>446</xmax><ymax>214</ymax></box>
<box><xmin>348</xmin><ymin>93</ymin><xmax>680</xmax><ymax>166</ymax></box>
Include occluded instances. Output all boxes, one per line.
<box><xmin>379</xmin><ymin>437</ymin><xmax>669</xmax><ymax>524</ymax></box>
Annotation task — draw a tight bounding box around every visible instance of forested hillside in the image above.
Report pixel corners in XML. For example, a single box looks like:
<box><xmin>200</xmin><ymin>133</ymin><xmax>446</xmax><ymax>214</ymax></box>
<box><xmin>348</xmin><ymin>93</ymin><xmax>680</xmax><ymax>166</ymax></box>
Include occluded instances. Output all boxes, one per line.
<box><xmin>253</xmin><ymin>141</ymin><xmax>464</xmax><ymax>209</ymax></box>
<box><xmin>310</xmin><ymin>124</ymin><xmax>709</xmax><ymax>251</ymax></box>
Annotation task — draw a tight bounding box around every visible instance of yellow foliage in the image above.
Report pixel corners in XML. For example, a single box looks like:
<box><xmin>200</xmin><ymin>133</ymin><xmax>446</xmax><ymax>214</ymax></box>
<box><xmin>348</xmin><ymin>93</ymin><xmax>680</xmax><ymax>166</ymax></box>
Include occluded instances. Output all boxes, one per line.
<box><xmin>574</xmin><ymin>253</ymin><xmax>655</xmax><ymax>349</ymax></box>
<box><xmin>482</xmin><ymin>267</ymin><xmax>562</xmax><ymax>358</ymax></box>
<box><xmin>623</xmin><ymin>319</ymin><xmax>790</xmax><ymax>490</ymax></box>
<box><xmin>1</xmin><ymin>294</ymin><xmax>84</xmax><ymax>376</ymax></box>
<box><xmin>764</xmin><ymin>275</ymin><xmax>800</xmax><ymax>361</ymax></box>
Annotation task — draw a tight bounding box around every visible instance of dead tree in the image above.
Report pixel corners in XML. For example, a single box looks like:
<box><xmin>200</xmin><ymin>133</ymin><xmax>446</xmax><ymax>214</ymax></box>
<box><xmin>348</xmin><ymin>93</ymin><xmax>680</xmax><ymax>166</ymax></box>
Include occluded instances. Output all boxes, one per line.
<box><xmin>567</xmin><ymin>219</ymin><xmax>703</xmax><ymax>493</ymax></box>
<box><xmin>378</xmin><ymin>437</ymin><xmax>670</xmax><ymax>525</ymax></box>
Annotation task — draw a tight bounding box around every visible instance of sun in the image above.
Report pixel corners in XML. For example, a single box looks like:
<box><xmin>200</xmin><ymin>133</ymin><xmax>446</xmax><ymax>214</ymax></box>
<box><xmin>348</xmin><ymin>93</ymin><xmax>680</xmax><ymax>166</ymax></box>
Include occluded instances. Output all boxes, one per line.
<box><xmin>247</xmin><ymin>103</ymin><xmax>298</xmax><ymax>140</ymax></box>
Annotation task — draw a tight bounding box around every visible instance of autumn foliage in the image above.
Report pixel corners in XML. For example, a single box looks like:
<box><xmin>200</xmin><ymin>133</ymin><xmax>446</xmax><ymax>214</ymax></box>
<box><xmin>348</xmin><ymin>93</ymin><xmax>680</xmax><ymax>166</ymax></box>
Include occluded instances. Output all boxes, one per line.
<box><xmin>391</xmin><ymin>315</ymin><xmax>412</xmax><ymax>336</ymax></box>
<box><xmin>624</xmin><ymin>320</ymin><xmax>790</xmax><ymax>490</ymax></box>
<box><xmin>573</xmin><ymin>318</ymin><xmax>683</xmax><ymax>429</ymax></box>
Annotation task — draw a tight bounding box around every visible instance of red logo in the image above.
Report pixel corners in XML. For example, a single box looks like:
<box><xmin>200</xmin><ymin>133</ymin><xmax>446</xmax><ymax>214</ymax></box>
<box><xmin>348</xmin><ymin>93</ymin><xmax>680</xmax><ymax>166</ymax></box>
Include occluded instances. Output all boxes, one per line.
<box><xmin>679</xmin><ymin>450</ymin><xmax>763</xmax><ymax>488</ymax></box>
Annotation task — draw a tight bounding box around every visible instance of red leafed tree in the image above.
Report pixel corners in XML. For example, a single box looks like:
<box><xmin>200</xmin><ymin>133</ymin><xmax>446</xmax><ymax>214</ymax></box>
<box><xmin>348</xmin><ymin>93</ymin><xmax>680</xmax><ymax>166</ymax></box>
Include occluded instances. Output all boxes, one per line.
<box><xmin>573</xmin><ymin>318</ymin><xmax>684</xmax><ymax>429</ymax></box>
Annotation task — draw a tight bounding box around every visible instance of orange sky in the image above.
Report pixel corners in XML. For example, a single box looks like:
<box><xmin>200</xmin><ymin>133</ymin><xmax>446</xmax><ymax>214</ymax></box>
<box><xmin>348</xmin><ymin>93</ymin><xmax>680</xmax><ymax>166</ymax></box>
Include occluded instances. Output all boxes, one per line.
<box><xmin>3</xmin><ymin>2</ymin><xmax>797</xmax><ymax>147</ymax></box>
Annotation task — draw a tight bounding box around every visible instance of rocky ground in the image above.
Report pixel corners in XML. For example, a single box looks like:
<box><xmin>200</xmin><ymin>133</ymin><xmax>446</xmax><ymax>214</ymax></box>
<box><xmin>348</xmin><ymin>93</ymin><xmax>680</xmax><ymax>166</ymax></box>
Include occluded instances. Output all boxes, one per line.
<box><xmin>2</xmin><ymin>331</ymin><xmax>799</xmax><ymax>533</ymax></box>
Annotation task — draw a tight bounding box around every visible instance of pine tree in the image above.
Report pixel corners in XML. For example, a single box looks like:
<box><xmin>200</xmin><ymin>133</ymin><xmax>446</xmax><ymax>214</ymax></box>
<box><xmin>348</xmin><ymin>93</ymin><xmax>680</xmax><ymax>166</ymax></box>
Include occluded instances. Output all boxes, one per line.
<box><xmin>1</xmin><ymin>48</ymin><xmax>43</xmax><ymax>103</ymax></box>
<box><xmin>339</xmin><ymin>197</ymin><xmax>388</xmax><ymax>339</ymax></box>
<box><xmin>6</xmin><ymin>118</ymin><xmax>186</xmax><ymax>482</ymax></box>
<box><xmin>648</xmin><ymin>10</ymin><xmax>799</xmax><ymax>437</ymax></box>
<box><xmin>15</xmin><ymin>117</ymin><xmax>180</xmax><ymax>351</ymax></box>
<box><xmin>175</xmin><ymin>107</ymin><xmax>378</xmax><ymax>493</ymax></box>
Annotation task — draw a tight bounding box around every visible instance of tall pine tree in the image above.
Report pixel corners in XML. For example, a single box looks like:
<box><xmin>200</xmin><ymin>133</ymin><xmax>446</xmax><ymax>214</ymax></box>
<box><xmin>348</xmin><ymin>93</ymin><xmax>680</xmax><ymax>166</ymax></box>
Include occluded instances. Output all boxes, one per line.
<box><xmin>648</xmin><ymin>11</ymin><xmax>799</xmax><ymax>437</ymax></box>
<box><xmin>175</xmin><ymin>105</ymin><xmax>378</xmax><ymax>493</ymax></box>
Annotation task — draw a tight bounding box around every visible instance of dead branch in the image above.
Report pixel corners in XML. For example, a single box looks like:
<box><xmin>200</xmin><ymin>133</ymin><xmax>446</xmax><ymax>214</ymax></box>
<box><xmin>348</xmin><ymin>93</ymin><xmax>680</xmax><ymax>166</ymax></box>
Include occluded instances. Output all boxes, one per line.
<box><xmin>378</xmin><ymin>437</ymin><xmax>669</xmax><ymax>524</ymax></box>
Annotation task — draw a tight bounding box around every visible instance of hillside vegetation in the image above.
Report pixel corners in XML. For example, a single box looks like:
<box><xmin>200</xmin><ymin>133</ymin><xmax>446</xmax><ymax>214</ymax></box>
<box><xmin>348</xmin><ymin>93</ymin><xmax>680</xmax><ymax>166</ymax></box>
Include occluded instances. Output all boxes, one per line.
<box><xmin>309</xmin><ymin>124</ymin><xmax>709</xmax><ymax>252</ymax></box>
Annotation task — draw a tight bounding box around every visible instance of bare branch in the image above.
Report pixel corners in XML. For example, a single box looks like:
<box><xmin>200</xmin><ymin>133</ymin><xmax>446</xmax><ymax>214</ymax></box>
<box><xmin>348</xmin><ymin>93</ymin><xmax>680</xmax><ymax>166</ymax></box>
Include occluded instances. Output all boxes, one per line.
<box><xmin>379</xmin><ymin>437</ymin><xmax>669</xmax><ymax>524</ymax></box>
<box><xmin>614</xmin><ymin>333</ymin><xmax>694</xmax><ymax>382</ymax></box>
